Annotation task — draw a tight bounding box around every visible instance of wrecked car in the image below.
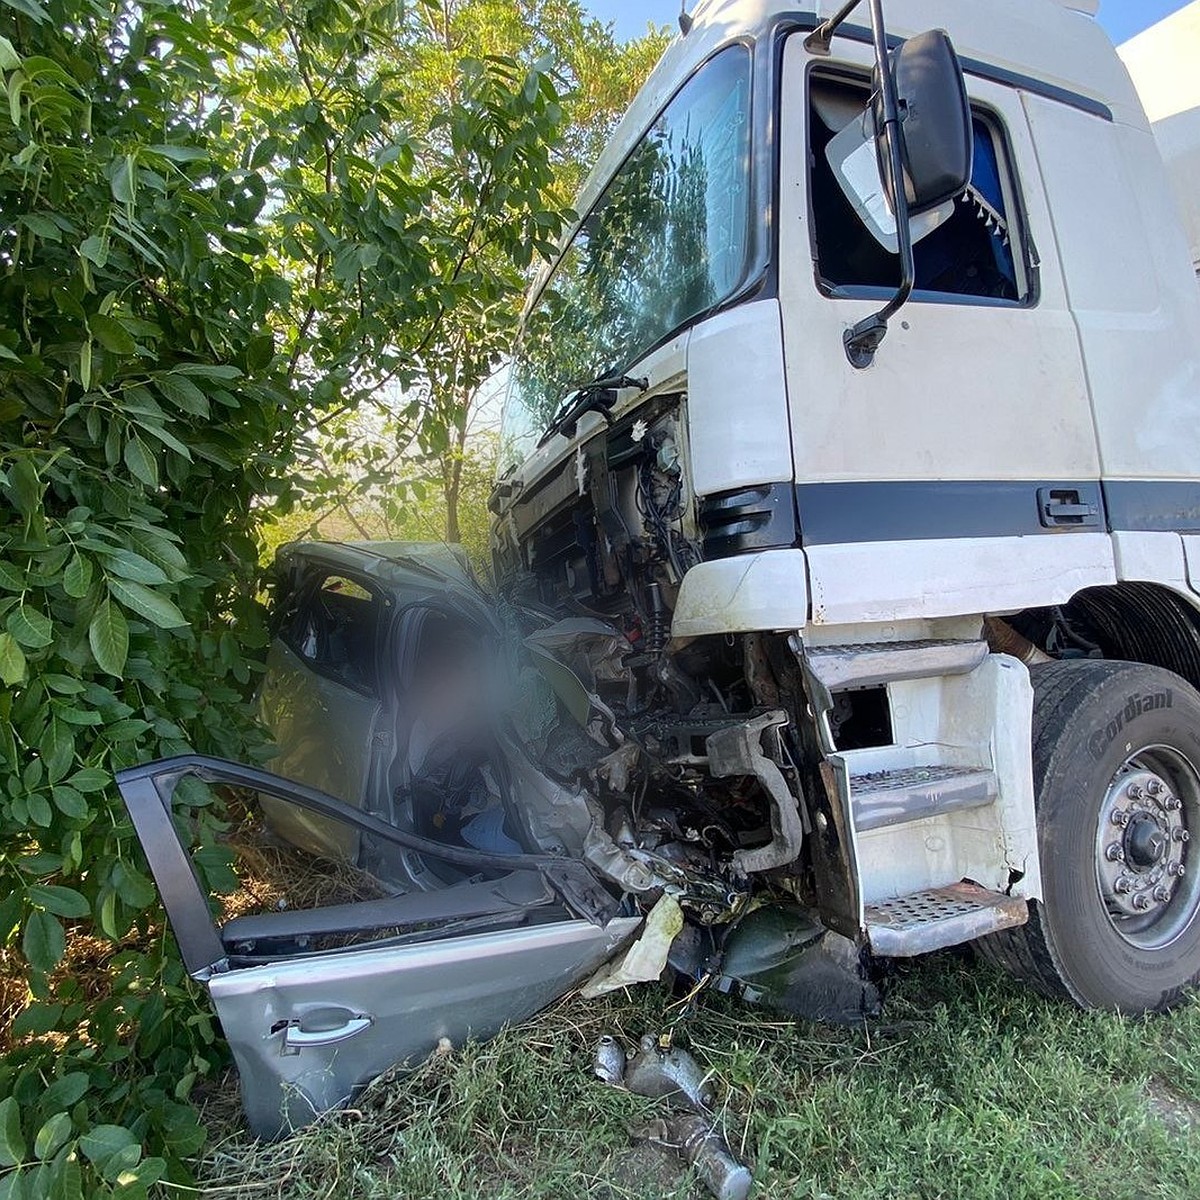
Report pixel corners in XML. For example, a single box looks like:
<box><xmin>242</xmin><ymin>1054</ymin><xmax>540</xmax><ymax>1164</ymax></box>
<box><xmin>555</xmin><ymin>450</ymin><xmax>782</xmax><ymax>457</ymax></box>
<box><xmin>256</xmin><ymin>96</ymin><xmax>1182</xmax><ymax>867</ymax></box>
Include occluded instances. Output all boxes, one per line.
<box><xmin>121</xmin><ymin>539</ymin><xmax>868</xmax><ymax>1138</ymax></box>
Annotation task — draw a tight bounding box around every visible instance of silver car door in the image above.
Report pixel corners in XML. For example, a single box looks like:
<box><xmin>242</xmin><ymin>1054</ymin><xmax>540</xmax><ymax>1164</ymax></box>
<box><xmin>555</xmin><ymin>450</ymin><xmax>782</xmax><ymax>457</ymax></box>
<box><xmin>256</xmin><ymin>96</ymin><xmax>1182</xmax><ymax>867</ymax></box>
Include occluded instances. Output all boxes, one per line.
<box><xmin>117</xmin><ymin>755</ymin><xmax>635</xmax><ymax>1140</ymax></box>
<box><xmin>258</xmin><ymin>566</ymin><xmax>390</xmax><ymax>862</ymax></box>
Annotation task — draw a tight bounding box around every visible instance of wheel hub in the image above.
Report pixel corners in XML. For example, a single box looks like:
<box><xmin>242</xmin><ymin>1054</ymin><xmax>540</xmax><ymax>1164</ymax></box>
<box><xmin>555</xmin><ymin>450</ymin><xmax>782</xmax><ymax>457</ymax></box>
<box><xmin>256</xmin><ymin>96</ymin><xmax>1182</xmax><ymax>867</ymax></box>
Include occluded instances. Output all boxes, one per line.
<box><xmin>1096</xmin><ymin>767</ymin><xmax>1188</xmax><ymax>920</ymax></box>
<box><xmin>1125</xmin><ymin>814</ymin><xmax>1169</xmax><ymax>868</ymax></box>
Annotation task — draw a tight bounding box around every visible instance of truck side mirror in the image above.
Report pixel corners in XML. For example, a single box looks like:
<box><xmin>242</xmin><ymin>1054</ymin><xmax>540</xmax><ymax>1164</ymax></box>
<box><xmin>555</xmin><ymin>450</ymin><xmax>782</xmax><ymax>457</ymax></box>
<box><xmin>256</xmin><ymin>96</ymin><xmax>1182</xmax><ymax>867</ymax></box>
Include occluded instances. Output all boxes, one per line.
<box><xmin>874</xmin><ymin>30</ymin><xmax>972</xmax><ymax>216</ymax></box>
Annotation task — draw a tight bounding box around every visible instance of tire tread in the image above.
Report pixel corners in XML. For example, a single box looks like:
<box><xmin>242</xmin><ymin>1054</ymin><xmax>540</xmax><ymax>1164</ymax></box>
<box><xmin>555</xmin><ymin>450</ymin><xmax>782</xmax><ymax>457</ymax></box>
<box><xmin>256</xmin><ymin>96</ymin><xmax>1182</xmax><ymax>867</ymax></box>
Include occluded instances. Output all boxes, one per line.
<box><xmin>977</xmin><ymin>660</ymin><xmax>1143</xmax><ymax>1003</ymax></box>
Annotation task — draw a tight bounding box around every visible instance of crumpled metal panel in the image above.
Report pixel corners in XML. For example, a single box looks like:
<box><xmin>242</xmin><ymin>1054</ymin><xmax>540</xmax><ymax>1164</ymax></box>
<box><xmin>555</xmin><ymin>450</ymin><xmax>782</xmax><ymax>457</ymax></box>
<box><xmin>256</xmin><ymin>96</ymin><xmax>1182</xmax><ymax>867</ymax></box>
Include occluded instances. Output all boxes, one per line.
<box><xmin>211</xmin><ymin>916</ymin><xmax>640</xmax><ymax>1139</ymax></box>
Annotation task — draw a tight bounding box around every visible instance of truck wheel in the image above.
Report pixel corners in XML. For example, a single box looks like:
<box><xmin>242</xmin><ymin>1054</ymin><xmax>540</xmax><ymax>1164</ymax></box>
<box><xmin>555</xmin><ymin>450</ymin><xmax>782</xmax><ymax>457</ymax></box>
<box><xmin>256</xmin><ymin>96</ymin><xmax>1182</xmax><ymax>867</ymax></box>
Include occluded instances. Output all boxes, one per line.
<box><xmin>980</xmin><ymin>659</ymin><xmax>1200</xmax><ymax>1012</ymax></box>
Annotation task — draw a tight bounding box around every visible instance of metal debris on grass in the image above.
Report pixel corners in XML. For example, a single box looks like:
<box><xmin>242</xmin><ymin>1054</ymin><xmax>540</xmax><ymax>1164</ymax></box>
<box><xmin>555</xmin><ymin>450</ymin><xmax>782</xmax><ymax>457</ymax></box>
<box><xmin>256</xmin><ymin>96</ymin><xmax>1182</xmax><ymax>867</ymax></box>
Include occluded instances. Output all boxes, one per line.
<box><xmin>592</xmin><ymin>1031</ymin><xmax>752</xmax><ymax>1200</ymax></box>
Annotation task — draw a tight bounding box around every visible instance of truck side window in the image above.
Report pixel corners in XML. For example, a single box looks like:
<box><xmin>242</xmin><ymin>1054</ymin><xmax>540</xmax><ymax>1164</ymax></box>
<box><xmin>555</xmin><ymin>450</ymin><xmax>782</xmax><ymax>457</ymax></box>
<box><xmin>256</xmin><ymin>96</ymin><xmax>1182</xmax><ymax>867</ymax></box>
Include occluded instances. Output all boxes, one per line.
<box><xmin>809</xmin><ymin>74</ymin><xmax>1028</xmax><ymax>303</ymax></box>
<box><xmin>284</xmin><ymin>572</ymin><xmax>382</xmax><ymax>694</ymax></box>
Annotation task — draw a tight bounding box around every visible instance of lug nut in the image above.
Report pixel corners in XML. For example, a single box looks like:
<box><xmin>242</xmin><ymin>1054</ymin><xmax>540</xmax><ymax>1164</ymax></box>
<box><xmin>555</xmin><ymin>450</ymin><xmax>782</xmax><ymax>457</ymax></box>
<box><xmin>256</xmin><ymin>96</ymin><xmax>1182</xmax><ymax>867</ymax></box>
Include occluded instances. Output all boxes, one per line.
<box><xmin>1174</xmin><ymin>828</ymin><xmax>1191</xmax><ymax>843</ymax></box>
<box><xmin>1106</xmin><ymin>843</ymin><xmax>1126</xmax><ymax>862</ymax></box>
<box><xmin>1169</xmin><ymin>862</ymin><xmax>1187</xmax><ymax>878</ymax></box>
<box><xmin>1148</xmin><ymin>779</ymin><xmax>1165</xmax><ymax>796</ymax></box>
<box><xmin>1111</xmin><ymin>809</ymin><xmax>1131</xmax><ymax>827</ymax></box>
<box><xmin>1133</xmin><ymin>893</ymin><xmax>1152</xmax><ymax>911</ymax></box>
<box><xmin>1165</xmin><ymin>796</ymin><xmax>1182</xmax><ymax>812</ymax></box>
<box><xmin>1115</xmin><ymin>876</ymin><xmax>1134</xmax><ymax>894</ymax></box>
<box><xmin>1154</xmin><ymin>885</ymin><xmax>1172</xmax><ymax>903</ymax></box>
<box><xmin>1128</xmin><ymin>783</ymin><xmax>1145</xmax><ymax>800</ymax></box>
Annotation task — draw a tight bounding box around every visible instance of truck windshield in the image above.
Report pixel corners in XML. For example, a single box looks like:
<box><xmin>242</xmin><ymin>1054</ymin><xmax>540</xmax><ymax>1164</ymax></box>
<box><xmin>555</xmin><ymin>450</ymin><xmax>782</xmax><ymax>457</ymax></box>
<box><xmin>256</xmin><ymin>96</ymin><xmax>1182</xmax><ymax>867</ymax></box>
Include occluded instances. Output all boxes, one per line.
<box><xmin>500</xmin><ymin>45</ymin><xmax>754</xmax><ymax>467</ymax></box>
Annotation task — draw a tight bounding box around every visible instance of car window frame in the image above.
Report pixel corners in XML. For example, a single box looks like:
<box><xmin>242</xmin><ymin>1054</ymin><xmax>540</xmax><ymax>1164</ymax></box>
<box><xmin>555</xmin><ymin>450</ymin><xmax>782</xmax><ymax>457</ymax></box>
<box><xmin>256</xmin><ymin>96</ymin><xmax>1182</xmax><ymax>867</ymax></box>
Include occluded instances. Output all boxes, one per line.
<box><xmin>277</xmin><ymin>563</ymin><xmax>390</xmax><ymax>699</ymax></box>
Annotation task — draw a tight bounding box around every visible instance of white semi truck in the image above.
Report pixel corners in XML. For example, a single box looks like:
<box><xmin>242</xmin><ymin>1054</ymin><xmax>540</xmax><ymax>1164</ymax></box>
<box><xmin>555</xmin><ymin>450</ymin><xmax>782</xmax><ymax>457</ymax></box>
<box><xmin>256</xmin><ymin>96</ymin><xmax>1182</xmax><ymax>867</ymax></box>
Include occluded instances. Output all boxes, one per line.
<box><xmin>121</xmin><ymin>0</ymin><xmax>1200</xmax><ymax>1135</ymax></box>
<box><xmin>488</xmin><ymin>0</ymin><xmax>1200</xmax><ymax>1014</ymax></box>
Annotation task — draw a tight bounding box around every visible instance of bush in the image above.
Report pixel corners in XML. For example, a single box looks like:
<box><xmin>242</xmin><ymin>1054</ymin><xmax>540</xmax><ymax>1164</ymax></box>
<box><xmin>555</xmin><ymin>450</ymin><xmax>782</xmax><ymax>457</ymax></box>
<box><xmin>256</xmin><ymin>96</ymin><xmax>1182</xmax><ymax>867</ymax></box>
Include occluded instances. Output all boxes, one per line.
<box><xmin>0</xmin><ymin>0</ymin><xmax>569</xmax><ymax>1190</ymax></box>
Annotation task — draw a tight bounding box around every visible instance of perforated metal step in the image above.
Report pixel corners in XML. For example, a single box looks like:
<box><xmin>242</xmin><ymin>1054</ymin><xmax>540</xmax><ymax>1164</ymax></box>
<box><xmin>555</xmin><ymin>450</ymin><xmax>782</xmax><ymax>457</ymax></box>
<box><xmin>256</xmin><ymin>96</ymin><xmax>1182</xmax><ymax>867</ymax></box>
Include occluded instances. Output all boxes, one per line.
<box><xmin>865</xmin><ymin>882</ymin><xmax>1027</xmax><ymax>957</ymax></box>
<box><xmin>850</xmin><ymin>764</ymin><xmax>998</xmax><ymax>832</ymax></box>
<box><xmin>807</xmin><ymin>639</ymin><xmax>988</xmax><ymax>691</ymax></box>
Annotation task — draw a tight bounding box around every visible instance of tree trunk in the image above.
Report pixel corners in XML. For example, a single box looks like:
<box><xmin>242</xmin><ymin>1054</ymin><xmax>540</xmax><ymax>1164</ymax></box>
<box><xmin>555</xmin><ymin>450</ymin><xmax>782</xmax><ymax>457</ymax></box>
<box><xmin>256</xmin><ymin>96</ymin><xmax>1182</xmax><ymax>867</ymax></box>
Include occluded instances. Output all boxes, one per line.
<box><xmin>443</xmin><ymin>400</ymin><xmax>469</xmax><ymax>543</ymax></box>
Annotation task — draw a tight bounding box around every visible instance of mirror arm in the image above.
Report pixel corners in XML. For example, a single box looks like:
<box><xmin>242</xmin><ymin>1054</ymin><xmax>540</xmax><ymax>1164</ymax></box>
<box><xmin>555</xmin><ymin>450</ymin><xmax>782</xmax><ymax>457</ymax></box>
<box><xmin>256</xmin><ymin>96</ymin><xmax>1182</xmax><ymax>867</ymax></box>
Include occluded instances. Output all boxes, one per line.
<box><xmin>804</xmin><ymin>0</ymin><xmax>866</xmax><ymax>55</ymax></box>
<box><xmin>843</xmin><ymin>0</ymin><xmax>915</xmax><ymax>369</ymax></box>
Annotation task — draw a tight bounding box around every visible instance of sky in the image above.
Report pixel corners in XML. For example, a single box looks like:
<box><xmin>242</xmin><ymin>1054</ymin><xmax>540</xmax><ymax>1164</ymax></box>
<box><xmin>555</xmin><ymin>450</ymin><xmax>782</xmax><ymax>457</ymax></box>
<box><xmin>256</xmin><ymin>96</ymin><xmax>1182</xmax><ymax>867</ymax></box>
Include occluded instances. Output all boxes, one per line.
<box><xmin>584</xmin><ymin>0</ymin><xmax>1190</xmax><ymax>46</ymax></box>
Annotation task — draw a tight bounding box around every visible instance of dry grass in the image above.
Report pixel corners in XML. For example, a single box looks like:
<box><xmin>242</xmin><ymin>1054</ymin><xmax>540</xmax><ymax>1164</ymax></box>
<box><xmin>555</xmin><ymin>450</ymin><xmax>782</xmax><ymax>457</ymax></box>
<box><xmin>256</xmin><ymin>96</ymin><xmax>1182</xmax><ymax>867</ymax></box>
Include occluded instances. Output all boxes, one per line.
<box><xmin>219</xmin><ymin>796</ymin><xmax>392</xmax><ymax>924</ymax></box>
<box><xmin>188</xmin><ymin>952</ymin><xmax>1200</xmax><ymax>1200</ymax></box>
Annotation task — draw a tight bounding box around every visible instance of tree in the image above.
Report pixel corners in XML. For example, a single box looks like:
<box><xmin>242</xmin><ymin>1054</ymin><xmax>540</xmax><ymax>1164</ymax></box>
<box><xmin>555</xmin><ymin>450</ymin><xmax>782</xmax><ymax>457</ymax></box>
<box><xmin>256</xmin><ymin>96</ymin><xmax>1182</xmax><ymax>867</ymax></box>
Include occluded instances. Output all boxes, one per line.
<box><xmin>0</xmin><ymin>0</ymin><xmax>572</xmax><ymax>1186</ymax></box>
<box><xmin>288</xmin><ymin>0</ymin><xmax>672</xmax><ymax>544</ymax></box>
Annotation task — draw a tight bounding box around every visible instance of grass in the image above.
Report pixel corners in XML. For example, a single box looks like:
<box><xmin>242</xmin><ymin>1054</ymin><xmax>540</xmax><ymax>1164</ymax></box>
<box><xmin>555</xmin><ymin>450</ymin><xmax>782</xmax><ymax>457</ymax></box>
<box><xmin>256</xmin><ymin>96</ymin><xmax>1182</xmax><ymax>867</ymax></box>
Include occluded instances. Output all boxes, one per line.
<box><xmin>191</xmin><ymin>949</ymin><xmax>1200</xmax><ymax>1200</ymax></box>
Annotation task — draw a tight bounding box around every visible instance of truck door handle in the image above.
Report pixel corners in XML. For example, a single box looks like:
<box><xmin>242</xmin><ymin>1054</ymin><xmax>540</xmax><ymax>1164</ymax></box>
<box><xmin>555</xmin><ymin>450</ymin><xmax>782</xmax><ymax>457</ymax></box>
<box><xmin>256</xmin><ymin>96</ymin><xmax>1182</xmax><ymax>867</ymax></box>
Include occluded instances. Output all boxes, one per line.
<box><xmin>1037</xmin><ymin>487</ymin><xmax>1100</xmax><ymax>529</ymax></box>
<box><xmin>282</xmin><ymin>1015</ymin><xmax>373</xmax><ymax>1051</ymax></box>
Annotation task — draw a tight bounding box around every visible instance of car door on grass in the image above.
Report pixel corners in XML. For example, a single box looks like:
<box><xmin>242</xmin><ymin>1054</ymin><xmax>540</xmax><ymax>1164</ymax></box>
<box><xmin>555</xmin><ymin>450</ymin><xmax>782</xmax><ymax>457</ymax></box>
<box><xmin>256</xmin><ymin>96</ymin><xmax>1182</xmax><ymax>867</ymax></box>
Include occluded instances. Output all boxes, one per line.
<box><xmin>118</xmin><ymin>756</ymin><xmax>638</xmax><ymax>1138</ymax></box>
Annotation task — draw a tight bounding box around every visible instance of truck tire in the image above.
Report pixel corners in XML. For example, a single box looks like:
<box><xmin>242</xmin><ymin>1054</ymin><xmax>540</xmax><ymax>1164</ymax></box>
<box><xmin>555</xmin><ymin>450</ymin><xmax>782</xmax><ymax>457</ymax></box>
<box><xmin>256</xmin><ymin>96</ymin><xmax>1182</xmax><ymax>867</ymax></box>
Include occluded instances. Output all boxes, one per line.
<box><xmin>979</xmin><ymin>659</ymin><xmax>1200</xmax><ymax>1012</ymax></box>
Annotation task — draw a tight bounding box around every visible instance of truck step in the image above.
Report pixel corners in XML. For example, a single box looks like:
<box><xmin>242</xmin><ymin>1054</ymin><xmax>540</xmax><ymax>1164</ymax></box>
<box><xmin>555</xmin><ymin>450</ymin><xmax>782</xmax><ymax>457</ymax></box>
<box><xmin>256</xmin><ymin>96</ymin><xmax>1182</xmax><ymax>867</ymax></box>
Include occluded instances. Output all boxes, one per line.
<box><xmin>865</xmin><ymin>882</ymin><xmax>1027</xmax><ymax>957</ymax></box>
<box><xmin>807</xmin><ymin>638</ymin><xmax>988</xmax><ymax>691</ymax></box>
<box><xmin>850</xmin><ymin>764</ymin><xmax>998</xmax><ymax>832</ymax></box>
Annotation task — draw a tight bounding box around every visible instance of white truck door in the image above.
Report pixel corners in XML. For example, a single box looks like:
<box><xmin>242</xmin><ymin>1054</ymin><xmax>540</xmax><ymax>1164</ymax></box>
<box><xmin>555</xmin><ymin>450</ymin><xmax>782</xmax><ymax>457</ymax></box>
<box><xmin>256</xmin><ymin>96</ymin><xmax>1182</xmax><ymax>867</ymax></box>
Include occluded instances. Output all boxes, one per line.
<box><xmin>778</xmin><ymin>34</ymin><xmax>1113</xmax><ymax>617</ymax></box>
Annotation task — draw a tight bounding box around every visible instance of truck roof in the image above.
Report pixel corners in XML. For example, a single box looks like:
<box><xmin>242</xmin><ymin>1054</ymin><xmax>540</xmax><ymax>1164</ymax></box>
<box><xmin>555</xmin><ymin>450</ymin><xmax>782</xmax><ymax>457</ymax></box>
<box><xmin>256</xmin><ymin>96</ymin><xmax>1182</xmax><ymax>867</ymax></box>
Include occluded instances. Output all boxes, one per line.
<box><xmin>529</xmin><ymin>0</ymin><xmax>1145</xmax><ymax>314</ymax></box>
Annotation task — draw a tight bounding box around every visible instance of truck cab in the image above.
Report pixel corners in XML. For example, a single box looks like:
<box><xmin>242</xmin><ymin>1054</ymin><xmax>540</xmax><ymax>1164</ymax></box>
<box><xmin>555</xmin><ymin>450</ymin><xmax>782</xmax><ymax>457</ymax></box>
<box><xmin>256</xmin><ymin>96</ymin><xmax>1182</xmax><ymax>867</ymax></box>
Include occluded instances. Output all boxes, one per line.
<box><xmin>492</xmin><ymin>0</ymin><xmax>1200</xmax><ymax>1010</ymax></box>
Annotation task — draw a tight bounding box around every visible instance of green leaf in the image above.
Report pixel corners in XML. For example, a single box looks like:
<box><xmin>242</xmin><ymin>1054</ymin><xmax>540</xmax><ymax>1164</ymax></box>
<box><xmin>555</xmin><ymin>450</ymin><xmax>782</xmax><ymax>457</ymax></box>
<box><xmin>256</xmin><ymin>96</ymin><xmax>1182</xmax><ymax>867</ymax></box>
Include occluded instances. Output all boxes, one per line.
<box><xmin>50</xmin><ymin>786</ymin><xmax>88</xmax><ymax>819</ymax></box>
<box><xmin>110</xmin><ymin>154</ymin><xmax>135</xmax><ymax>204</ymax></box>
<box><xmin>103</xmin><ymin>549</ymin><xmax>166</xmax><ymax>585</ymax></box>
<box><xmin>0</xmin><ymin>1097</ymin><xmax>24</xmax><ymax>1167</ymax></box>
<box><xmin>62</xmin><ymin>553</ymin><xmax>92</xmax><ymax>598</ymax></box>
<box><xmin>44</xmin><ymin>675</ymin><xmax>85</xmax><ymax>695</ymax></box>
<box><xmin>79</xmin><ymin>236</ymin><xmax>108</xmax><ymax>268</ymax></box>
<box><xmin>19</xmin><ymin>214</ymin><xmax>59</xmax><ymax>241</ymax></box>
<box><xmin>68</xmin><ymin>767</ymin><xmax>108</xmax><ymax>793</ymax></box>
<box><xmin>21</xmin><ymin>909</ymin><xmax>64</xmax><ymax>974</ymax></box>
<box><xmin>0</xmin><ymin>631</ymin><xmax>26</xmax><ymax>686</ymax></box>
<box><xmin>88</xmin><ymin>599</ymin><xmax>128</xmax><ymax>676</ymax></box>
<box><xmin>9</xmin><ymin>1001</ymin><xmax>63</xmax><ymax>1038</ymax></box>
<box><xmin>79</xmin><ymin>339</ymin><xmax>91</xmax><ymax>391</ymax></box>
<box><xmin>26</xmin><ymin>793</ymin><xmax>51</xmax><ymax>827</ymax></box>
<box><xmin>5</xmin><ymin>458</ymin><xmax>41</xmax><ymax>519</ymax></box>
<box><xmin>6</xmin><ymin>604</ymin><xmax>52</xmax><ymax>649</ymax></box>
<box><xmin>88</xmin><ymin>312</ymin><xmax>135</xmax><ymax>355</ymax></box>
<box><xmin>122</xmin><ymin>437</ymin><xmax>157</xmax><ymax>487</ymax></box>
<box><xmin>58</xmin><ymin>1153</ymin><xmax>83</xmax><ymax>1200</ymax></box>
<box><xmin>112</xmin><ymin>863</ymin><xmax>154</xmax><ymax>908</ymax></box>
<box><xmin>27</xmin><ymin>885</ymin><xmax>88</xmax><ymax>919</ymax></box>
<box><xmin>0</xmin><ymin>0</ymin><xmax>48</xmax><ymax>25</ymax></box>
<box><xmin>39</xmin><ymin>716</ymin><xmax>73</xmax><ymax>784</ymax></box>
<box><xmin>135</xmin><ymin>420</ymin><xmax>191</xmax><ymax>460</ymax></box>
<box><xmin>0</xmin><ymin>34</ymin><xmax>20</xmax><ymax>70</ymax></box>
<box><xmin>78</xmin><ymin>1125</ymin><xmax>136</xmax><ymax>1168</ymax></box>
<box><xmin>156</xmin><ymin>373</ymin><xmax>209</xmax><ymax>417</ymax></box>
<box><xmin>40</xmin><ymin>1074</ymin><xmax>88</xmax><ymax>1113</ymax></box>
<box><xmin>32</xmin><ymin>1113</ymin><xmax>70</xmax><ymax>1161</ymax></box>
<box><xmin>146</xmin><ymin>143</ymin><xmax>206</xmax><ymax>162</ymax></box>
<box><xmin>106</xmin><ymin>578</ymin><xmax>186</xmax><ymax>630</ymax></box>
<box><xmin>122</xmin><ymin>527</ymin><xmax>188</xmax><ymax>581</ymax></box>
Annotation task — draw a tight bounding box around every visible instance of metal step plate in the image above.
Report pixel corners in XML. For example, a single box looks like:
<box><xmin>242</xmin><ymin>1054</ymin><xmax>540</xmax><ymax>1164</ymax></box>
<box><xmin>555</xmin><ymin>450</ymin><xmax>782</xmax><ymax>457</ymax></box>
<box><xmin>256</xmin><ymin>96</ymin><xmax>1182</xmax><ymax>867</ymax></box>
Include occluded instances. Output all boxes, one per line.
<box><xmin>865</xmin><ymin>882</ymin><xmax>1028</xmax><ymax>957</ymax></box>
<box><xmin>807</xmin><ymin>639</ymin><xmax>988</xmax><ymax>691</ymax></box>
<box><xmin>851</xmin><ymin>764</ymin><xmax>998</xmax><ymax>832</ymax></box>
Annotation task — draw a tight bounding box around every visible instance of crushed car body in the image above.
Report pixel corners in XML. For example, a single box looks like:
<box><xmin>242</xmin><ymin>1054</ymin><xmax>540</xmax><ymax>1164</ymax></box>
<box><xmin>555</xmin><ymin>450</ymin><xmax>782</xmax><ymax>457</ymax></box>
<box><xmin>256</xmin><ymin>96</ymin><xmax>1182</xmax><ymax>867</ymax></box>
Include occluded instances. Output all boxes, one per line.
<box><xmin>119</xmin><ymin>540</ymin><xmax>875</xmax><ymax>1138</ymax></box>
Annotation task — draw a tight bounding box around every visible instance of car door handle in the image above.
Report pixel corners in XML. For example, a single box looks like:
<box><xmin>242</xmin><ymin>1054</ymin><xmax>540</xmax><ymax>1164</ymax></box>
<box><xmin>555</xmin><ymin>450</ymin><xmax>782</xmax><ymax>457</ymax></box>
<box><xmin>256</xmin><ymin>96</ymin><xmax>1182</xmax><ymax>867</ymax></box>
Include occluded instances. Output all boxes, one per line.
<box><xmin>283</xmin><ymin>1015</ymin><xmax>373</xmax><ymax>1050</ymax></box>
